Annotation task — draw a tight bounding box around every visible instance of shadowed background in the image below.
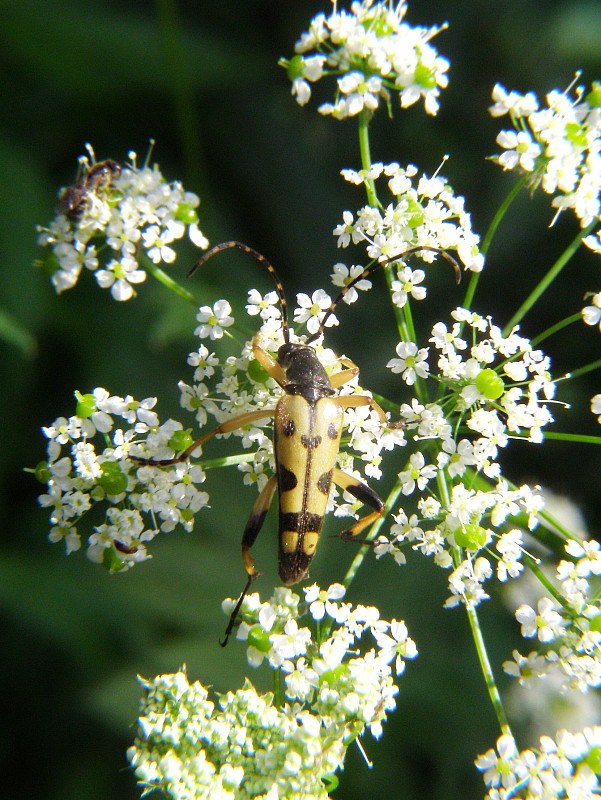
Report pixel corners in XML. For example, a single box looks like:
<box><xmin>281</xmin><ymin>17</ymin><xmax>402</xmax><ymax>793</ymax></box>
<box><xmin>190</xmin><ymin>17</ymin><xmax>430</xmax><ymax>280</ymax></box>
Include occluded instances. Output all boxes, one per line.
<box><xmin>1</xmin><ymin>1</ymin><xmax>600</xmax><ymax>798</ymax></box>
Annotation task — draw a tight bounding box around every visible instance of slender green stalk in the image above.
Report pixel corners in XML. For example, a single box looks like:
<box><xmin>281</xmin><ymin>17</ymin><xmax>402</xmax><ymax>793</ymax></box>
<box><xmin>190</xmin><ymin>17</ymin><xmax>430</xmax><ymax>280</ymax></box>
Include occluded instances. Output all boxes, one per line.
<box><xmin>462</xmin><ymin>174</ymin><xmax>529</xmax><ymax>311</ymax></box>
<box><xmin>141</xmin><ymin>253</ymin><xmax>198</xmax><ymax>305</ymax></box>
<box><xmin>358</xmin><ymin>110</ymin><xmax>378</xmax><ymax>208</ymax></box>
<box><xmin>564</xmin><ymin>358</ymin><xmax>601</xmax><ymax>382</ymax></box>
<box><xmin>542</xmin><ymin>431</ymin><xmax>601</xmax><ymax>445</ymax></box>
<box><xmin>531</xmin><ymin>313</ymin><xmax>581</xmax><ymax>346</ymax></box>
<box><xmin>503</xmin><ymin>220</ymin><xmax>597</xmax><ymax>335</ymax></box>
<box><xmin>273</xmin><ymin>668</ymin><xmax>284</xmax><ymax>709</ymax></box>
<box><xmin>465</xmin><ymin>601</ymin><xmax>511</xmax><ymax>736</ymax></box>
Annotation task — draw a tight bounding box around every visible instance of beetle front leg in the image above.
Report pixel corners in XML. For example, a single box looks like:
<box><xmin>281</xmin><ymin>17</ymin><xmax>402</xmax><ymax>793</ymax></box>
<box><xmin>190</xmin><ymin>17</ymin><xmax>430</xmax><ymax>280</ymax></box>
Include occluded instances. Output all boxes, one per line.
<box><xmin>335</xmin><ymin>393</ymin><xmax>388</xmax><ymax>426</ymax></box>
<box><xmin>221</xmin><ymin>474</ymin><xmax>278</xmax><ymax>646</ymax></box>
<box><xmin>332</xmin><ymin>467</ymin><xmax>385</xmax><ymax>538</ymax></box>
<box><xmin>133</xmin><ymin>408</ymin><xmax>276</xmax><ymax>466</ymax></box>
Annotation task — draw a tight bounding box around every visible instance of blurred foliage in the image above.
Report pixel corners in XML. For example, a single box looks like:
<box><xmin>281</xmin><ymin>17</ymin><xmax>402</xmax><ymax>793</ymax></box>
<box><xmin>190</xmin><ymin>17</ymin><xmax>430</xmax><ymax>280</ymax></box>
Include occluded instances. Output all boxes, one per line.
<box><xmin>1</xmin><ymin>1</ymin><xmax>600</xmax><ymax>799</ymax></box>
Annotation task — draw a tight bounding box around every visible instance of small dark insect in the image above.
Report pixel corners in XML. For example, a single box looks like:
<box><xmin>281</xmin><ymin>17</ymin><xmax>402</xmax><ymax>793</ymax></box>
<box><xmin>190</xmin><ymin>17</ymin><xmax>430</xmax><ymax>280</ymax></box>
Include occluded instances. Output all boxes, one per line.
<box><xmin>58</xmin><ymin>159</ymin><xmax>121</xmax><ymax>224</ymax></box>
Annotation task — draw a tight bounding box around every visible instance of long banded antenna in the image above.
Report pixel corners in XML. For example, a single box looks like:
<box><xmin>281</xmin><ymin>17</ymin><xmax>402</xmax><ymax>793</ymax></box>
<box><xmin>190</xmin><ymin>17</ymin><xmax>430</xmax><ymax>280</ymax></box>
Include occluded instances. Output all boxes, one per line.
<box><xmin>189</xmin><ymin>241</ymin><xmax>291</xmax><ymax>344</ymax></box>
<box><xmin>305</xmin><ymin>245</ymin><xmax>461</xmax><ymax>344</ymax></box>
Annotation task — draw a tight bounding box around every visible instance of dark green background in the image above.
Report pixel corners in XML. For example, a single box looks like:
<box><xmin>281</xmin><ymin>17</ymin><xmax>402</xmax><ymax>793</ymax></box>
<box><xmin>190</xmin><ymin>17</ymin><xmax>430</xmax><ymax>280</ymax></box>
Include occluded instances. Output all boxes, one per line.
<box><xmin>1</xmin><ymin>1</ymin><xmax>600</xmax><ymax>798</ymax></box>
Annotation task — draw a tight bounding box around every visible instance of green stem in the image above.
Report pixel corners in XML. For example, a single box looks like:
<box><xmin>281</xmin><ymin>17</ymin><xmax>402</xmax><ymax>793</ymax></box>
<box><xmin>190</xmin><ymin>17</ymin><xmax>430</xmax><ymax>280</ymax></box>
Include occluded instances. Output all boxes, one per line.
<box><xmin>141</xmin><ymin>253</ymin><xmax>198</xmax><ymax>305</ymax></box>
<box><xmin>358</xmin><ymin>110</ymin><xmax>378</xmax><ymax>208</ymax></box>
<box><xmin>503</xmin><ymin>220</ymin><xmax>598</xmax><ymax>335</ymax></box>
<box><xmin>564</xmin><ymin>358</ymin><xmax>601</xmax><ymax>382</ymax></box>
<box><xmin>531</xmin><ymin>313</ymin><xmax>581</xmax><ymax>346</ymax></box>
<box><xmin>462</xmin><ymin>174</ymin><xmax>529</xmax><ymax>311</ymax></box>
<box><xmin>542</xmin><ymin>431</ymin><xmax>601</xmax><ymax>445</ymax></box>
<box><xmin>465</xmin><ymin>601</ymin><xmax>511</xmax><ymax>736</ymax></box>
<box><xmin>273</xmin><ymin>668</ymin><xmax>284</xmax><ymax>709</ymax></box>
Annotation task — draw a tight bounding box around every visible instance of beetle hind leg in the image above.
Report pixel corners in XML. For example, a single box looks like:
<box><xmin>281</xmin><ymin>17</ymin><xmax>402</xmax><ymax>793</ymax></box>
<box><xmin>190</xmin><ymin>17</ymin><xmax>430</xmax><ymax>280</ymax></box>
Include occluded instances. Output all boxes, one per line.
<box><xmin>332</xmin><ymin>467</ymin><xmax>385</xmax><ymax>540</ymax></box>
<box><xmin>221</xmin><ymin>474</ymin><xmax>278</xmax><ymax>646</ymax></box>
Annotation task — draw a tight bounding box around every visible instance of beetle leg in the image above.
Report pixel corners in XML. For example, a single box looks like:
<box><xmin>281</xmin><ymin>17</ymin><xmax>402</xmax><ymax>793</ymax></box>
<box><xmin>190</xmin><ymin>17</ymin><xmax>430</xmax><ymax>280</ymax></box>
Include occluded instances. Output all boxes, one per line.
<box><xmin>133</xmin><ymin>408</ymin><xmax>276</xmax><ymax>466</ymax></box>
<box><xmin>252</xmin><ymin>333</ymin><xmax>287</xmax><ymax>387</ymax></box>
<box><xmin>335</xmin><ymin>393</ymin><xmax>388</xmax><ymax>426</ymax></box>
<box><xmin>332</xmin><ymin>467</ymin><xmax>385</xmax><ymax>538</ymax></box>
<box><xmin>221</xmin><ymin>473</ymin><xmax>278</xmax><ymax>646</ymax></box>
<box><xmin>329</xmin><ymin>356</ymin><xmax>360</xmax><ymax>389</ymax></box>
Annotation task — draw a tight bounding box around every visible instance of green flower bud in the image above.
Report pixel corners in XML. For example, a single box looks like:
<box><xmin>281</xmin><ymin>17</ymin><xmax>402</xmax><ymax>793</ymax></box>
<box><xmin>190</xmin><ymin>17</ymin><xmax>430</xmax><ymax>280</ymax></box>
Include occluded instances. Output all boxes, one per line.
<box><xmin>475</xmin><ymin>368</ymin><xmax>504</xmax><ymax>400</ymax></box>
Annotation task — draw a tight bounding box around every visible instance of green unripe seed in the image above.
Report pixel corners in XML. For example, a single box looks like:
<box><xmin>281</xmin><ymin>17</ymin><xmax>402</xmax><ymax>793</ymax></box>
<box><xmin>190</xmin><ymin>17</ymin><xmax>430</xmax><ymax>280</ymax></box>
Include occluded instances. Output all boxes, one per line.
<box><xmin>247</xmin><ymin>625</ymin><xmax>272</xmax><ymax>653</ymax></box>
<box><xmin>320</xmin><ymin>664</ymin><xmax>349</xmax><ymax>686</ymax></box>
<box><xmin>586</xmin><ymin>83</ymin><xmax>601</xmax><ymax>107</ymax></box>
<box><xmin>585</xmin><ymin>746</ymin><xmax>601</xmax><ymax>774</ymax></box>
<box><xmin>98</xmin><ymin>463</ymin><xmax>128</xmax><ymax>495</ymax></box>
<box><xmin>103</xmin><ymin>547</ymin><xmax>125</xmax><ymax>572</ymax></box>
<box><xmin>414</xmin><ymin>63</ymin><xmax>437</xmax><ymax>89</ymax></box>
<box><xmin>565</xmin><ymin>122</ymin><xmax>587</xmax><ymax>148</ymax></box>
<box><xmin>168</xmin><ymin>429</ymin><xmax>194</xmax><ymax>453</ymax></box>
<box><xmin>248</xmin><ymin>358</ymin><xmax>270</xmax><ymax>384</ymax></box>
<box><xmin>455</xmin><ymin>523</ymin><xmax>487</xmax><ymax>550</ymax></box>
<box><xmin>34</xmin><ymin>461</ymin><xmax>51</xmax><ymax>483</ymax></box>
<box><xmin>475</xmin><ymin>368</ymin><xmax>505</xmax><ymax>400</ymax></box>
<box><xmin>286</xmin><ymin>54</ymin><xmax>305</xmax><ymax>81</ymax></box>
<box><xmin>175</xmin><ymin>203</ymin><xmax>197</xmax><ymax>224</ymax></box>
<box><xmin>76</xmin><ymin>393</ymin><xmax>97</xmax><ymax>418</ymax></box>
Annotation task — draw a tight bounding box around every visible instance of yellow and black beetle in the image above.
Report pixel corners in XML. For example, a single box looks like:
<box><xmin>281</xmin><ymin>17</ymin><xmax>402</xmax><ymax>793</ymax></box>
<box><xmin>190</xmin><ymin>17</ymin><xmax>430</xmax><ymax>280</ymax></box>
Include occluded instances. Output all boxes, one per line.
<box><xmin>136</xmin><ymin>241</ymin><xmax>459</xmax><ymax>642</ymax></box>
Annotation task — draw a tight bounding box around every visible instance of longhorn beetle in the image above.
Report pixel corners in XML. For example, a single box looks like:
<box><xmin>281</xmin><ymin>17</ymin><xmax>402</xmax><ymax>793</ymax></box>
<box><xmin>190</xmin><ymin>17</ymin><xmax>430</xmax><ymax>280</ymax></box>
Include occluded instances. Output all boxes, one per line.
<box><xmin>135</xmin><ymin>241</ymin><xmax>460</xmax><ymax>644</ymax></box>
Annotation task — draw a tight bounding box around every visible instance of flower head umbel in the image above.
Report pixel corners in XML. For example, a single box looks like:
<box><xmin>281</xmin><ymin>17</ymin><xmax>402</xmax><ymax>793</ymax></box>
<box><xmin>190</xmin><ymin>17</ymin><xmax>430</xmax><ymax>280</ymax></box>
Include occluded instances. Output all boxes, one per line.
<box><xmin>476</xmin><ymin>728</ymin><xmax>601</xmax><ymax>800</ymax></box>
<box><xmin>36</xmin><ymin>144</ymin><xmax>209</xmax><ymax>299</ymax></box>
<box><xmin>128</xmin><ymin>585</ymin><xmax>417</xmax><ymax>799</ymax></box>
<box><xmin>282</xmin><ymin>1</ymin><xmax>449</xmax><ymax>118</ymax></box>
<box><xmin>334</xmin><ymin>162</ymin><xmax>484</xmax><ymax>274</ymax></box>
<box><xmin>490</xmin><ymin>81</ymin><xmax>601</xmax><ymax>227</ymax></box>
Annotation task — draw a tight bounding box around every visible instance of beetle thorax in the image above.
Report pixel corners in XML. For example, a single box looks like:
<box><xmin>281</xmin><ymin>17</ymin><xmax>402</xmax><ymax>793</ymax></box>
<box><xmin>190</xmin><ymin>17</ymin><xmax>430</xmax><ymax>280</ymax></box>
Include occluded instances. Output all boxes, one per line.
<box><xmin>277</xmin><ymin>342</ymin><xmax>334</xmax><ymax>403</ymax></box>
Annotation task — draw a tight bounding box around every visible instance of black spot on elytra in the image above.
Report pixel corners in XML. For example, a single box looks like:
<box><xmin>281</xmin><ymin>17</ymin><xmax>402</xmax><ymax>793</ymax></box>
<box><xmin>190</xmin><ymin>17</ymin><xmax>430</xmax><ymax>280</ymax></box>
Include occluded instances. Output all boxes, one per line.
<box><xmin>327</xmin><ymin>423</ymin><xmax>338</xmax><ymax>440</ymax></box>
<box><xmin>301</xmin><ymin>434</ymin><xmax>322</xmax><ymax>449</ymax></box>
<box><xmin>282</xmin><ymin>419</ymin><xmax>295</xmax><ymax>437</ymax></box>
<box><xmin>278</xmin><ymin>464</ymin><xmax>298</xmax><ymax>492</ymax></box>
<box><xmin>317</xmin><ymin>469</ymin><xmax>333</xmax><ymax>495</ymax></box>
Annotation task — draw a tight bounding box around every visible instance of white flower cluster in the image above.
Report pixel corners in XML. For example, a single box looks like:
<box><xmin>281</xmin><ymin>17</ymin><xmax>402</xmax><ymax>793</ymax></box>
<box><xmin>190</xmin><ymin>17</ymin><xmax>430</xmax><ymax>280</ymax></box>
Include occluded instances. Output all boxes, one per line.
<box><xmin>504</xmin><ymin>538</ymin><xmax>601</xmax><ymax>695</ymax></box>
<box><xmin>374</xmin><ymin>307</ymin><xmax>556</xmax><ymax>604</ymax></box>
<box><xmin>37</xmin><ymin>291</ymin><xmax>405</xmax><ymax>566</ymax></box>
<box><xmin>283</xmin><ymin>0</ymin><xmax>449</xmax><ymax>118</ymax></box>
<box><xmin>37</xmin><ymin>389</ymin><xmax>209</xmax><ymax>568</ymax></box>
<box><xmin>334</xmin><ymin>162</ymin><xmax>484</xmax><ymax>273</ymax></box>
<box><xmin>36</xmin><ymin>145</ymin><xmax>208</xmax><ymax>300</ymax></box>
<box><xmin>490</xmin><ymin>81</ymin><xmax>601</xmax><ymax>227</ymax></box>
<box><xmin>476</xmin><ymin>729</ymin><xmax>601</xmax><ymax>800</ymax></box>
<box><xmin>128</xmin><ymin>584</ymin><xmax>417</xmax><ymax>800</ymax></box>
